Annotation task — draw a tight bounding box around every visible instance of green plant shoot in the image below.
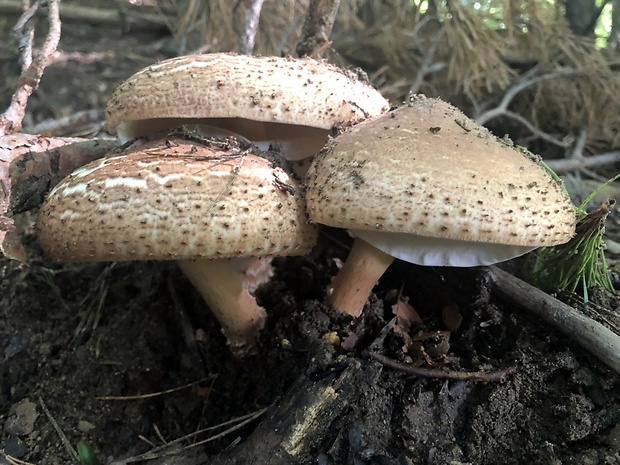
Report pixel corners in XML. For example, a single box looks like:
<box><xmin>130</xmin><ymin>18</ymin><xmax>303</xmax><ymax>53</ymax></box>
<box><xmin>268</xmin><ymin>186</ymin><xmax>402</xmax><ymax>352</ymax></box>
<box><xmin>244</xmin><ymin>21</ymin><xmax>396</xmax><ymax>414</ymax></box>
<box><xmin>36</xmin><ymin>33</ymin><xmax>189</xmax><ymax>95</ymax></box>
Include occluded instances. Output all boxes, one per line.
<box><xmin>77</xmin><ymin>440</ymin><xmax>100</xmax><ymax>465</ymax></box>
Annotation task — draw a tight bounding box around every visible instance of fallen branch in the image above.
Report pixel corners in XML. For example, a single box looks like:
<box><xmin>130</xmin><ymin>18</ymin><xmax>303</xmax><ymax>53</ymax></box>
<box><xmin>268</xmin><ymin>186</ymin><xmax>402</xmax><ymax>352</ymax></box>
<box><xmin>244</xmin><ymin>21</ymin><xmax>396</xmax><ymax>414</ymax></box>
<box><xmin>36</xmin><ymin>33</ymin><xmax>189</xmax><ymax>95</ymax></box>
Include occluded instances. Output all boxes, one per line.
<box><xmin>483</xmin><ymin>265</ymin><xmax>620</xmax><ymax>375</ymax></box>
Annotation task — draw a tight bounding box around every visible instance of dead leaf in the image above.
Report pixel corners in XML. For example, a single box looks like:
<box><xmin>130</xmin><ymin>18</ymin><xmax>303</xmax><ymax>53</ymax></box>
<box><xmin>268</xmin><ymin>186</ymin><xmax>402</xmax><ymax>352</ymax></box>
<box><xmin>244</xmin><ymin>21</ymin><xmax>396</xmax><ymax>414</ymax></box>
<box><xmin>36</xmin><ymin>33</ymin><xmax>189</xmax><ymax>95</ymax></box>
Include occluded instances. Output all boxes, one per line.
<box><xmin>391</xmin><ymin>297</ymin><xmax>423</xmax><ymax>332</ymax></box>
<box><xmin>442</xmin><ymin>302</ymin><xmax>463</xmax><ymax>332</ymax></box>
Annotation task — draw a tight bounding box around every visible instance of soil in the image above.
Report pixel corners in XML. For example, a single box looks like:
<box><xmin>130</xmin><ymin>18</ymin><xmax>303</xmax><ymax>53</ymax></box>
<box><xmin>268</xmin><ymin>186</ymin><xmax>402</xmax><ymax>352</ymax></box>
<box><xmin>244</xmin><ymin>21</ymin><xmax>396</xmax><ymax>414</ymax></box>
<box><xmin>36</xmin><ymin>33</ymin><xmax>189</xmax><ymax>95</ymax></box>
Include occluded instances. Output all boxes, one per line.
<box><xmin>1</xmin><ymin>8</ymin><xmax>620</xmax><ymax>465</ymax></box>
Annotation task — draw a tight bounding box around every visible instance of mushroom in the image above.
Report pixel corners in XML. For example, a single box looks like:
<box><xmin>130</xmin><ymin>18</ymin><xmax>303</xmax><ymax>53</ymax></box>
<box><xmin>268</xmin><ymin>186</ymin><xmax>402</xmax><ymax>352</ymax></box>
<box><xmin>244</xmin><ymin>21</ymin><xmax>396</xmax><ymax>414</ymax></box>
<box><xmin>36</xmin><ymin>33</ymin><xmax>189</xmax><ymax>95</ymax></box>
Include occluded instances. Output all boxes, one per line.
<box><xmin>37</xmin><ymin>136</ymin><xmax>318</xmax><ymax>353</ymax></box>
<box><xmin>304</xmin><ymin>96</ymin><xmax>577</xmax><ymax>317</ymax></box>
<box><xmin>104</xmin><ymin>53</ymin><xmax>390</xmax><ymax>165</ymax></box>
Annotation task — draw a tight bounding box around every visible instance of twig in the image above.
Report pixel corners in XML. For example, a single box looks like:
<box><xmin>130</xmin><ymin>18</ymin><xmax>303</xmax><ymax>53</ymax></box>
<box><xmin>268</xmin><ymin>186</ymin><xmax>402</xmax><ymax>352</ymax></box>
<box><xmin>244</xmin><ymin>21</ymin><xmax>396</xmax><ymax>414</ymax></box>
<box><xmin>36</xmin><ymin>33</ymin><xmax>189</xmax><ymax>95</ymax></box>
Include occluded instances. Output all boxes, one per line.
<box><xmin>39</xmin><ymin>397</ymin><xmax>81</xmax><ymax>463</ymax></box>
<box><xmin>474</xmin><ymin>69</ymin><xmax>584</xmax><ymax>148</ymax></box>
<box><xmin>27</xmin><ymin>109</ymin><xmax>104</xmax><ymax>136</ymax></box>
<box><xmin>0</xmin><ymin>0</ymin><xmax>61</xmax><ymax>136</ymax></box>
<box><xmin>296</xmin><ymin>0</ymin><xmax>341</xmax><ymax>58</ymax></box>
<box><xmin>13</xmin><ymin>0</ymin><xmax>37</xmax><ymax>73</ymax></box>
<box><xmin>96</xmin><ymin>375</ymin><xmax>215</xmax><ymax>401</ymax></box>
<box><xmin>545</xmin><ymin>151</ymin><xmax>620</xmax><ymax>175</ymax></box>
<box><xmin>1</xmin><ymin>452</ymin><xmax>35</xmax><ymax>465</ymax></box>
<box><xmin>116</xmin><ymin>407</ymin><xmax>269</xmax><ymax>463</ymax></box>
<box><xmin>409</xmin><ymin>16</ymin><xmax>446</xmax><ymax>94</ymax></box>
<box><xmin>0</xmin><ymin>0</ymin><xmax>169</xmax><ymax>32</ymax></box>
<box><xmin>484</xmin><ymin>265</ymin><xmax>620</xmax><ymax>375</ymax></box>
<box><xmin>540</xmin><ymin>129</ymin><xmax>618</xmax><ymax>176</ymax></box>
<box><xmin>476</xmin><ymin>69</ymin><xmax>583</xmax><ymax>126</ymax></box>
<box><xmin>239</xmin><ymin>0</ymin><xmax>266</xmax><ymax>55</ymax></box>
<box><xmin>369</xmin><ymin>352</ymin><xmax>516</xmax><ymax>382</ymax></box>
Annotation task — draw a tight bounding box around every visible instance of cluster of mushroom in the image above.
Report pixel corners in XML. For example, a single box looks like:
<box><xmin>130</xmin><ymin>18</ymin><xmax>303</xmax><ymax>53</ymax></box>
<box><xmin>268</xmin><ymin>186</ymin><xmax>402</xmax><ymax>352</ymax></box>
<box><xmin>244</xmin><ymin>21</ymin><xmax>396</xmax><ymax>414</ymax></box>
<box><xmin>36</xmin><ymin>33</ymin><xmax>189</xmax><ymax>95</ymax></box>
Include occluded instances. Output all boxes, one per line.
<box><xmin>36</xmin><ymin>53</ymin><xmax>577</xmax><ymax>355</ymax></box>
<box><xmin>36</xmin><ymin>53</ymin><xmax>390</xmax><ymax>354</ymax></box>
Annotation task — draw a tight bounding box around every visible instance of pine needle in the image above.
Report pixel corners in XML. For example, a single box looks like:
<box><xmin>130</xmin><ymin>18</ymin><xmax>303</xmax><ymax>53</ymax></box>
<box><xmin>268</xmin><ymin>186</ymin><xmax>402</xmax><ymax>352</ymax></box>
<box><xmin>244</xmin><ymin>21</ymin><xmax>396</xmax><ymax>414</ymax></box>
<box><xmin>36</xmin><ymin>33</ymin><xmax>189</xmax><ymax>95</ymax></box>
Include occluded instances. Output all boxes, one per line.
<box><xmin>531</xmin><ymin>173</ymin><xmax>619</xmax><ymax>299</ymax></box>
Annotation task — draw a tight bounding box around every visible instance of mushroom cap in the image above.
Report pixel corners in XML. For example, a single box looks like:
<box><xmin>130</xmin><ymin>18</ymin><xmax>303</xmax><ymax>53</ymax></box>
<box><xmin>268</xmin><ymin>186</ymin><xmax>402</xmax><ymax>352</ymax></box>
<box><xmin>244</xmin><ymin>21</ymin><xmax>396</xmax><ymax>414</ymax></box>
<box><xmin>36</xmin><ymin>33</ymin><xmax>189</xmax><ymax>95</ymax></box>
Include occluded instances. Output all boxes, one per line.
<box><xmin>305</xmin><ymin>96</ymin><xmax>576</xmax><ymax>264</ymax></box>
<box><xmin>104</xmin><ymin>53</ymin><xmax>390</xmax><ymax>155</ymax></box>
<box><xmin>37</xmin><ymin>137</ymin><xmax>318</xmax><ymax>262</ymax></box>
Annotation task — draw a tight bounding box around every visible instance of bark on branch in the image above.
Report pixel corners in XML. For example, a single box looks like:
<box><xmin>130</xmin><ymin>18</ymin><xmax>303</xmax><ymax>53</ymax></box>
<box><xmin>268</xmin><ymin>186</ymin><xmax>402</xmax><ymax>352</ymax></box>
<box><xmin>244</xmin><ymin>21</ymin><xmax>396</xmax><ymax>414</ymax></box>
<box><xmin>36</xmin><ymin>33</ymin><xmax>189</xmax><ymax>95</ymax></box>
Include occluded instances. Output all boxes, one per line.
<box><xmin>296</xmin><ymin>0</ymin><xmax>341</xmax><ymax>58</ymax></box>
<box><xmin>0</xmin><ymin>134</ymin><xmax>118</xmax><ymax>261</ymax></box>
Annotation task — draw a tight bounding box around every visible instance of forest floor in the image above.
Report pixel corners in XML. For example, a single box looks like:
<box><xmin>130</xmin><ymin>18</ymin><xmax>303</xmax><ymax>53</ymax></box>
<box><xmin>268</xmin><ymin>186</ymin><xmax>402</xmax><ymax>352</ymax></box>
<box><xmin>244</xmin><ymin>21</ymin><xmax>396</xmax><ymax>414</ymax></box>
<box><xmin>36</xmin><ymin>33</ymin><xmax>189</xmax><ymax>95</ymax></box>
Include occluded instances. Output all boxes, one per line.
<box><xmin>1</xmin><ymin>9</ymin><xmax>620</xmax><ymax>465</ymax></box>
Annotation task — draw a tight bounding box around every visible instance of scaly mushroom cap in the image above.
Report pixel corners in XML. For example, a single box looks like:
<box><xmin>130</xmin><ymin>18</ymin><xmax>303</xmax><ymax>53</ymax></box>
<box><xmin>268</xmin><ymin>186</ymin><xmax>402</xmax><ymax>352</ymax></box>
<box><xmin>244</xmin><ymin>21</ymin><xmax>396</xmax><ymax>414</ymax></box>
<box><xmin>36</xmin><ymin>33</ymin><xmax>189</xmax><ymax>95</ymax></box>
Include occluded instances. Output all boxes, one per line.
<box><xmin>305</xmin><ymin>96</ymin><xmax>576</xmax><ymax>266</ymax></box>
<box><xmin>105</xmin><ymin>53</ymin><xmax>390</xmax><ymax>159</ymax></box>
<box><xmin>37</xmin><ymin>137</ymin><xmax>318</xmax><ymax>261</ymax></box>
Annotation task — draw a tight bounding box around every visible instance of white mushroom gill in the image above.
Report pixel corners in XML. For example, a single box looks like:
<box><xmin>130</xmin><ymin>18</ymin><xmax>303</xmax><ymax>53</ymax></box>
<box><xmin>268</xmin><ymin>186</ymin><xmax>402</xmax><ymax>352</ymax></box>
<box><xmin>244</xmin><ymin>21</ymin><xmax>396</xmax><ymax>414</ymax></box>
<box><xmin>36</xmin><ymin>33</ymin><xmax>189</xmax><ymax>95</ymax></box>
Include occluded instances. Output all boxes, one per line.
<box><xmin>351</xmin><ymin>230</ymin><xmax>536</xmax><ymax>267</ymax></box>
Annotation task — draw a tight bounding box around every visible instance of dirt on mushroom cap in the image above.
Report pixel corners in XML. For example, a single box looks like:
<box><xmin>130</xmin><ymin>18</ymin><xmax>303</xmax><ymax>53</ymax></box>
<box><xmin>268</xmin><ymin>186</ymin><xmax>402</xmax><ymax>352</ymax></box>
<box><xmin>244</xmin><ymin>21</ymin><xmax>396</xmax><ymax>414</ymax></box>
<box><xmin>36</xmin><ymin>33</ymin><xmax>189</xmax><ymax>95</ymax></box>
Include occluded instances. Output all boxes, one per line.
<box><xmin>37</xmin><ymin>137</ymin><xmax>318</xmax><ymax>261</ymax></box>
<box><xmin>305</xmin><ymin>96</ymin><xmax>577</xmax><ymax>247</ymax></box>
<box><xmin>104</xmin><ymin>53</ymin><xmax>390</xmax><ymax>133</ymax></box>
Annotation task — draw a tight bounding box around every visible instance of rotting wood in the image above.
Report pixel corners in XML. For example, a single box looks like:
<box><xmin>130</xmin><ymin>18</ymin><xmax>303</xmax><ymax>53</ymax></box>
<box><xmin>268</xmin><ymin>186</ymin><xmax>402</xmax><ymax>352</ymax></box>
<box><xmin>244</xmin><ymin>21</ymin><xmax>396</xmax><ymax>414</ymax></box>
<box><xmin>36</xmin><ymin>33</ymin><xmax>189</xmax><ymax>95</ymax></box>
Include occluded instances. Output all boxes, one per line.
<box><xmin>484</xmin><ymin>265</ymin><xmax>620</xmax><ymax>375</ymax></box>
<box><xmin>209</xmin><ymin>361</ymin><xmax>362</xmax><ymax>465</ymax></box>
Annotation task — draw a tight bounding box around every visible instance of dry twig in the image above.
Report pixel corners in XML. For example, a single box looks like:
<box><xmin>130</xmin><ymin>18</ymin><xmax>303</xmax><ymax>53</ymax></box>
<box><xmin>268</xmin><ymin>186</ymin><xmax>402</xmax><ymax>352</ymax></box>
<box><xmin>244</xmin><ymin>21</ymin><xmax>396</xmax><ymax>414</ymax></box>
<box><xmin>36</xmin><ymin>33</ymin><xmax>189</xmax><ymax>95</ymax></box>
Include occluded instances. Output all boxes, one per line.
<box><xmin>369</xmin><ymin>352</ymin><xmax>516</xmax><ymax>382</ymax></box>
<box><xmin>408</xmin><ymin>16</ymin><xmax>446</xmax><ymax>94</ymax></box>
<box><xmin>546</xmin><ymin>150</ymin><xmax>620</xmax><ymax>176</ymax></box>
<box><xmin>296</xmin><ymin>0</ymin><xmax>341</xmax><ymax>58</ymax></box>
<box><xmin>239</xmin><ymin>0</ymin><xmax>266</xmax><ymax>54</ymax></box>
<box><xmin>474</xmin><ymin>69</ymin><xmax>583</xmax><ymax>148</ymax></box>
<box><xmin>0</xmin><ymin>0</ymin><xmax>61</xmax><ymax>136</ymax></box>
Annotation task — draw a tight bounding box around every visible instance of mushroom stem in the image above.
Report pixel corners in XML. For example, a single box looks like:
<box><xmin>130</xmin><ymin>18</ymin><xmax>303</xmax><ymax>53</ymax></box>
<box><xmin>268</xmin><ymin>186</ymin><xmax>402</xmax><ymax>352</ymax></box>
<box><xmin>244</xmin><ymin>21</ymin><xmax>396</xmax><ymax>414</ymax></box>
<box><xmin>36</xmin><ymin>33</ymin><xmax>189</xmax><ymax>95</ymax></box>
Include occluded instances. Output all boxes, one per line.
<box><xmin>327</xmin><ymin>237</ymin><xmax>395</xmax><ymax>317</ymax></box>
<box><xmin>177</xmin><ymin>258</ymin><xmax>268</xmax><ymax>355</ymax></box>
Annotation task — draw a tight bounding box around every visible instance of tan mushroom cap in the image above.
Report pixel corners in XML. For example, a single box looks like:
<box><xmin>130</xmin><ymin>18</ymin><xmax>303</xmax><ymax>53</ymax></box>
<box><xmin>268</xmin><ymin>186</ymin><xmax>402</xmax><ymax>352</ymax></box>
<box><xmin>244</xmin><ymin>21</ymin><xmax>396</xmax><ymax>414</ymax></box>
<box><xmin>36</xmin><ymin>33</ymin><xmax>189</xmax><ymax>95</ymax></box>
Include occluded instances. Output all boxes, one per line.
<box><xmin>305</xmin><ymin>96</ymin><xmax>576</xmax><ymax>248</ymax></box>
<box><xmin>105</xmin><ymin>53</ymin><xmax>390</xmax><ymax>157</ymax></box>
<box><xmin>37</xmin><ymin>137</ymin><xmax>318</xmax><ymax>261</ymax></box>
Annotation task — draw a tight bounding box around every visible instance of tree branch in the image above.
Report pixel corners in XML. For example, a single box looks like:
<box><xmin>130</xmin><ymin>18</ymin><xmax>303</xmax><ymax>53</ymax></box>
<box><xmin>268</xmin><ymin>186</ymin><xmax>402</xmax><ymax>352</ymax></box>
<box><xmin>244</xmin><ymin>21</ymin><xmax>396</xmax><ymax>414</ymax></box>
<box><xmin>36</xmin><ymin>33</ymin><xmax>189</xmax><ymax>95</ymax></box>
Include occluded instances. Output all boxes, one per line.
<box><xmin>0</xmin><ymin>0</ymin><xmax>61</xmax><ymax>136</ymax></box>
<box><xmin>296</xmin><ymin>0</ymin><xmax>341</xmax><ymax>58</ymax></box>
<box><xmin>239</xmin><ymin>0</ymin><xmax>266</xmax><ymax>55</ymax></box>
<box><xmin>483</xmin><ymin>266</ymin><xmax>620</xmax><ymax>375</ymax></box>
<box><xmin>545</xmin><ymin>151</ymin><xmax>620</xmax><ymax>174</ymax></box>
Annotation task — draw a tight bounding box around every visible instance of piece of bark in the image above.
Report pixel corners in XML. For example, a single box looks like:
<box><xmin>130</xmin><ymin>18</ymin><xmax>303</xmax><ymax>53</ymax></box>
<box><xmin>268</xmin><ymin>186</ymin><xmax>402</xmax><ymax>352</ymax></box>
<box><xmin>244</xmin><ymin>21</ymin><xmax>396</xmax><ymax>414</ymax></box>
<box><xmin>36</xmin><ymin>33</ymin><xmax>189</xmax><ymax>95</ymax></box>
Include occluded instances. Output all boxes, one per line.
<box><xmin>484</xmin><ymin>265</ymin><xmax>620</xmax><ymax>375</ymax></box>
<box><xmin>0</xmin><ymin>133</ymin><xmax>118</xmax><ymax>260</ymax></box>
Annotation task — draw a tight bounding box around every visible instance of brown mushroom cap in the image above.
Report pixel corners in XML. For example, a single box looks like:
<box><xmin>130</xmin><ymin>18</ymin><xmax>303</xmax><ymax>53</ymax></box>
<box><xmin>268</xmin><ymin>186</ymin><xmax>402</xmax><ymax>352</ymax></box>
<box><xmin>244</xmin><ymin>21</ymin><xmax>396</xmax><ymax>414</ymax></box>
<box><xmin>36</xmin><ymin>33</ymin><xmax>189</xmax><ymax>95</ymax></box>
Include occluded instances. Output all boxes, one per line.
<box><xmin>305</xmin><ymin>96</ymin><xmax>576</xmax><ymax>265</ymax></box>
<box><xmin>104</xmin><ymin>53</ymin><xmax>390</xmax><ymax>159</ymax></box>
<box><xmin>37</xmin><ymin>137</ymin><xmax>318</xmax><ymax>261</ymax></box>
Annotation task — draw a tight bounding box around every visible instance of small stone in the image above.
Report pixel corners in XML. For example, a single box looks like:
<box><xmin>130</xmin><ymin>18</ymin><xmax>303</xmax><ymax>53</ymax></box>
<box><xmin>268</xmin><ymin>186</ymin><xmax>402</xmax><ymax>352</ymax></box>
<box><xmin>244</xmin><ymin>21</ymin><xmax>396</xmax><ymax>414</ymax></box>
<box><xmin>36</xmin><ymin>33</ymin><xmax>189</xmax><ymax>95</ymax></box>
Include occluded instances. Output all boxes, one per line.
<box><xmin>78</xmin><ymin>420</ymin><xmax>96</xmax><ymax>433</ymax></box>
<box><xmin>5</xmin><ymin>399</ymin><xmax>38</xmax><ymax>436</ymax></box>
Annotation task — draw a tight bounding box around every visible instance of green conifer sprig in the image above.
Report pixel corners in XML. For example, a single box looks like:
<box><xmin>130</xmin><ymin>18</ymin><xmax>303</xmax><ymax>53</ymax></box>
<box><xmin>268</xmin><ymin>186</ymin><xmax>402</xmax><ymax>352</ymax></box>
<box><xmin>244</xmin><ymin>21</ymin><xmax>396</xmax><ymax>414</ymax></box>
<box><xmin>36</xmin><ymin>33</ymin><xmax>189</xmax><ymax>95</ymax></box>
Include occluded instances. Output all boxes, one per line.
<box><xmin>531</xmin><ymin>171</ymin><xmax>619</xmax><ymax>300</ymax></box>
